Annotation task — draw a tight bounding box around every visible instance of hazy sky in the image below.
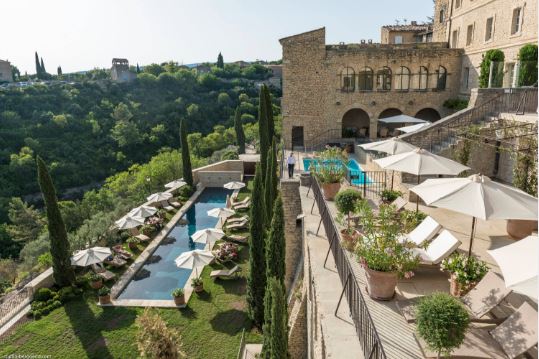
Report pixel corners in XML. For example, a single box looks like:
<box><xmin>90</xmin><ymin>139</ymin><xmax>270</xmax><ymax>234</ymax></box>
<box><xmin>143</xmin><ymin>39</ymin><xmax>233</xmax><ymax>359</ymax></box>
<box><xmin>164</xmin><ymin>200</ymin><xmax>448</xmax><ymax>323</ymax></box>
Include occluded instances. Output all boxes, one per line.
<box><xmin>3</xmin><ymin>0</ymin><xmax>434</xmax><ymax>74</ymax></box>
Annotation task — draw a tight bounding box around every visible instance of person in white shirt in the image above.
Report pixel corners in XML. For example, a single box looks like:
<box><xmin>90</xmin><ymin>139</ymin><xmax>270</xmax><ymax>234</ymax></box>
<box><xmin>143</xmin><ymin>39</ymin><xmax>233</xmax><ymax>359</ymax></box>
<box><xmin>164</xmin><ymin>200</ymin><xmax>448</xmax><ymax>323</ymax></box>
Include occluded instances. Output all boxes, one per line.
<box><xmin>287</xmin><ymin>153</ymin><xmax>296</xmax><ymax>178</ymax></box>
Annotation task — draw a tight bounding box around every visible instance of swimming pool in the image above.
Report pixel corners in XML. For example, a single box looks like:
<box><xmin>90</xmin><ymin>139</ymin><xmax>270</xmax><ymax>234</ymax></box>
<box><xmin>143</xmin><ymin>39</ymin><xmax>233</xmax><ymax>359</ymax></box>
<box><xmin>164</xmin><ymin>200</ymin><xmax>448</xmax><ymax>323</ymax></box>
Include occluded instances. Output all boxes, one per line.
<box><xmin>117</xmin><ymin>187</ymin><xmax>232</xmax><ymax>300</ymax></box>
<box><xmin>303</xmin><ymin>158</ymin><xmax>372</xmax><ymax>185</ymax></box>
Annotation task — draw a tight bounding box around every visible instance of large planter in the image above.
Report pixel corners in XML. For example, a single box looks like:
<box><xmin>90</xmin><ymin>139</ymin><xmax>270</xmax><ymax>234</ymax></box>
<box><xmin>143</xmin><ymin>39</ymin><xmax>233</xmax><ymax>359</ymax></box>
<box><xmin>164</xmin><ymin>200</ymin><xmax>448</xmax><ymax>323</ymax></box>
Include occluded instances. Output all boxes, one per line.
<box><xmin>507</xmin><ymin>219</ymin><xmax>538</xmax><ymax>240</ymax></box>
<box><xmin>364</xmin><ymin>267</ymin><xmax>397</xmax><ymax>300</ymax></box>
<box><xmin>98</xmin><ymin>294</ymin><xmax>111</xmax><ymax>305</ymax></box>
<box><xmin>90</xmin><ymin>279</ymin><xmax>103</xmax><ymax>290</ymax></box>
<box><xmin>449</xmin><ymin>274</ymin><xmax>476</xmax><ymax>297</ymax></box>
<box><xmin>321</xmin><ymin>182</ymin><xmax>341</xmax><ymax>201</ymax></box>
<box><xmin>173</xmin><ymin>295</ymin><xmax>186</xmax><ymax>306</ymax></box>
<box><xmin>194</xmin><ymin>284</ymin><xmax>204</xmax><ymax>293</ymax></box>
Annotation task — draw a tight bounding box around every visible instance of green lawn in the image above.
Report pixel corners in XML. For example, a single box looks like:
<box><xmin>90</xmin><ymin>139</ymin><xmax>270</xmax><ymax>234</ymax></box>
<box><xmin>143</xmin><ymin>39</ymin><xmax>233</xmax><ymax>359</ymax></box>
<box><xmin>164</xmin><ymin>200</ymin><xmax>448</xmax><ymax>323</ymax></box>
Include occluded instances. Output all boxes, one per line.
<box><xmin>0</xmin><ymin>245</ymin><xmax>261</xmax><ymax>359</ymax></box>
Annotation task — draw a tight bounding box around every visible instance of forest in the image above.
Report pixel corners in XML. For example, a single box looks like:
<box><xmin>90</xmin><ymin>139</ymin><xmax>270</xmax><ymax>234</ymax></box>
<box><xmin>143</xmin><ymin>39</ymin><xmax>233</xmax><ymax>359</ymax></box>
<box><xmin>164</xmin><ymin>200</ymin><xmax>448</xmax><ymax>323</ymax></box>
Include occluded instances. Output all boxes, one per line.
<box><xmin>0</xmin><ymin>61</ymin><xmax>281</xmax><ymax>291</ymax></box>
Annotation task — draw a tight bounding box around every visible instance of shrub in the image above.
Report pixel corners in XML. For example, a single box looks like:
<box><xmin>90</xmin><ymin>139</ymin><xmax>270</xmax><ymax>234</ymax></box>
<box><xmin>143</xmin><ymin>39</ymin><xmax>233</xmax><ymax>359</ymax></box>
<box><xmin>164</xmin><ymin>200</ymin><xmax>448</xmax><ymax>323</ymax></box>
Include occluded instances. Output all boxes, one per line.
<box><xmin>126</xmin><ymin>237</ymin><xmax>140</xmax><ymax>245</ymax></box>
<box><xmin>171</xmin><ymin>288</ymin><xmax>184</xmax><ymax>297</ymax></box>
<box><xmin>440</xmin><ymin>253</ymin><xmax>488</xmax><ymax>286</ymax></box>
<box><xmin>335</xmin><ymin>189</ymin><xmax>362</xmax><ymax>215</ymax></box>
<box><xmin>479</xmin><ymin>49</ymin><xmax>504</xmax><ymax>88</ymax></box>
<box><xmin>58</xmin><ymin>286</ymin><xmax>81</xmax><ymax>303</ymax></box>
<box><xmin>400</xmin><ymin>210</ymin><xmax>427</xmax><ymax>233</ymax></box>
<box><xmin>178</xmin><ymin>185</ymin><xmax>193</xmax><ymax>199</ymax></box>
<box><xmin>518</xmin><ymin>44</ymin><xmax>538</xmax><ymax>86</ymax></box>
<box><xmin>98</xmin><ymin>286</ymin><xmax>110</xmax><ymax>296</ymax></box>
<box><xmin>311</xmin><ymin>147</ymin><xmax>347</xmax><ymax>184</ymax></box>
<box><xmin>416</xmin><ymin>293</ymin><xmax>470</xmax><ymax>357</ymax></box>
<box><xmin>37</xmin><ymin>252</ymin><xmax>53</xmax><ymax>269</ymax></box>
<box><xmin>140</xmin><ymin>224</ymin><xmax>155</xmax><ymax>236</ymax></box>
<box><xmin>89</xmin><ymin>273</ymin><xmax>102</xmax><ymax>282</ymax></box>
<box><xmin>443</xmin><ymin>98</ymin><xmax>468</xmax><ymax>111</ymax></box>
<box><xmin>380</xmin><ymin>189</ymin><xmax>402</xmax><ymax>203</ymax></box>
<box><xmin>34</xmin><ymin>287</ymin><xmax>54</xmax><ymax>302</ymax></box>
<box><xmin>136</xmin><ymin>308</ymin><xmax>184</xmax><ymax>359</ymax></box>
<box><xmin>191</xmin><ymin>277</ymin><xmax>203</xmax><ymax>287</ymax></box>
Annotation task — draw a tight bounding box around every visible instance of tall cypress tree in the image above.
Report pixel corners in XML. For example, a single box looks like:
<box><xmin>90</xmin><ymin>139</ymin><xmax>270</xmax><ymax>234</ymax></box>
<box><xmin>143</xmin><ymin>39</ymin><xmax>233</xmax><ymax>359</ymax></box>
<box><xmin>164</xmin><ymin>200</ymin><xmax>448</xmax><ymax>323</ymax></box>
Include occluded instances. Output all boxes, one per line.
<box><xmin>261</xmin><ymin>279</ymin><xmax>273</xmax><ymax>359</ymax></box>
<box><xmin>57</xmin><ymin>66</ymin><xmax>62</xmax><ymax>76</ymax></box>
<box><xmin>258</xmin><ymin>85</ymin><xmax>269</xmax><ymax>175</ymax></box>
<box><xmin>264</xmin><ymin>85</ymin><xmax>274</xmax><ymax>143</ymax></box>
<box><xmin>36</xmin><ymin>156</ymin><xmax>75</xmax><ymax>287</ymax></box>
<box><xmin>247</xmin><ymin>163</ymin><xmax>266</xmax><ymax>328</ymax></box>
<box><xmin>234</xmin><ymin>107</ymin><xmax>246</xmax><ymax>154</ymax></box>
<box><xmin>40</xmin><ymin>57</ymin><xmax>46</xmax><ymax>74</ymax></box>
<box><xmin>264</xmin><ymin>141</ymin><xmax>277</xmax><ymax>223</ymax></box>
<box><xmin>180</xmin><ymin>119</ymin><xmax>193</xmax><ymax>187</ymax></box>
<box><xmin>217</xmin><ymin>52</ymin><xmax>224</xmax><ymax>69</ymax></box>
<box><xmin>35</xmin><ymin>52</ymin><xmax>41</xmax><ymax>78</ymax></box>
<box><xmin>266</xmin><ymin>194</ymin><xmax>285</xmax><ymax>284</ymax></box>
<box><xmin>262</xmin><ymin>277</ymin><xmax>288</xmax><ymax>359</ymax></box>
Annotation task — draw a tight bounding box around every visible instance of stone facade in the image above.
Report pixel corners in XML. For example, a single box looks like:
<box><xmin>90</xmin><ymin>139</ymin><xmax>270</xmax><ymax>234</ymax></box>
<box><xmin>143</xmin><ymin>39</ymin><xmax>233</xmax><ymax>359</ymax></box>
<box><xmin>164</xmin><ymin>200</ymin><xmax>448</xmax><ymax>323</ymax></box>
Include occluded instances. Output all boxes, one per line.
<box><xmin>0</xmin><ymin>59</ymin><xmax>13</xmax><ymax>83</ymax></box>
<box><xmin>111</xmin><ymin>58</ymin><xmax>136</xmax><ymax>83</ymax></box>
<box><xmin>280</xmin><ymin>179</ymin><xmax>303</xmax><ymax>291</ymax></box>
<box><xmin>280</xmin><ymin>28</ymin><xmax>463</xmax><ymax>149</ymax></box>
<box><xmin>433</xmin><ymin>0</ymin><xmax>538</xmax><ymax>95</ymax></box>
<box><xmin>381</xmin><ymin>22</ymin><xmax>432</xmax><ymax>44</ymax></box>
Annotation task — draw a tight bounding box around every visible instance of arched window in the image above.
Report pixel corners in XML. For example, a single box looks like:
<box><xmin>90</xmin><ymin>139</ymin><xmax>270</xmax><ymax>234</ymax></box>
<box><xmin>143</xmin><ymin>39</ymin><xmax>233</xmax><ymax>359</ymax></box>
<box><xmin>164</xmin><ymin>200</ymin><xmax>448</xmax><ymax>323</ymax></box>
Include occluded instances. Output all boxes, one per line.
<box><xmin>419</xmin><ymin>66</ymin><xmax>429</xmax><ymax>90</ymax></box>
<box><xmin>376</xmin><ymin>67</ymin><xmax>392</xmax><ymax>91</ymax></box>
<box><xmin>358</xmin><ymin>67</ymin><xmax>373</xmax><ymax>90</ymax></box>
<box><xmin>439</xmin><ymin>8</ymin><xmax>445</xmax><ymax>23</ymax></box>
<box><xmin>341</xmin><ymin>67</ymin><xmax>355</xmax><ymax>92</ymax></box>
<box><xmin>396</xmin><ymin>66</ymin><xmax>410</xmax><ymax>90</ymax></box>
<box><xmin>437</xmin><ymin>66</ymin><xmax>447</xmax><ymax>90</ymax></box>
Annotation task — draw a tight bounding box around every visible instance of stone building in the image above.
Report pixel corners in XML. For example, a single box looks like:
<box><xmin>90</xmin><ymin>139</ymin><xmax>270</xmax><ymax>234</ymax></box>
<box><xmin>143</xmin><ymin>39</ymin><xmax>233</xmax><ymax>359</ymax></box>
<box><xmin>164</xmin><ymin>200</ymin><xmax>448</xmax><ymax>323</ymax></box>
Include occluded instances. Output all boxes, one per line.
<box><xmin>111</xmin><ymin>58</ymin><xmax>136</xmax><ymax>83</ymax></box>
<box><xmin>0</xmin><ymin>59</ymin><xmax>13</xmax><ymax>83</ymax></box>
<box><xmin>265</xmin><ymin>64</ymin><xmax>282</xmax><ymax>89</ymax></box>
<box><xmin>433</xmin><ymin>0</ymin><xmax>538</xmax><ymax>95</ymax></box>
<box><xmin>381</xmin><ymin>21</ymin><xmax>433</xmax><ymax>44</ymax></box>
<box><xmin>280</xmin><ymin>27</ymin><xmax>463</xmax><ymax>149</ymax></box>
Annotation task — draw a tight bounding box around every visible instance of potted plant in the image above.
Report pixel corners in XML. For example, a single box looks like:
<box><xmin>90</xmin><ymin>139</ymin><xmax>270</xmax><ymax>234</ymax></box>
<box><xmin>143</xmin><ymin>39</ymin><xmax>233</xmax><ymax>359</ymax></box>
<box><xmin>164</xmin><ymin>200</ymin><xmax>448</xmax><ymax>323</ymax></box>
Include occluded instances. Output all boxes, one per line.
<box><xmin>311</xmin><ymin>147</ymin><xmax>346</xmax><ymax>200</ymax></box>
<box><xmin>89</xmin><ymin>273</ymin><xmax>103</xmax><ymax>289</ymax></box>
<box><xmin>416</xmin><ymin>293</ymin><xmax>470</xmax><ymax>358</ymax></box>
<box><xmin>171</xmin><ymin>288</ymin><xmax>185</xmax><ymax>305</ymax></box>
<box><xmin>126</xmin><ymin>237</ymin><xmax>140</xmax><ymax>251</ymax></box>
<box><xmin>191</xmin><ymin>277</ymin><xmax>203</xmax><ymax>293</ymax></box>
<box><xmin>335</xmin><ymin>189</ymin><xmax>363</xmax><ymax>250</ymax></box>
<box><xmin>380</xmin><ymin>189</ymin><xmax>402</xmax><ymax>204</ymax></box>
<box><xmin>355</xmin><ymin>203</ymin><xmax>419</xmax><ymax>300</ymax></box>
<box><xmin>441</xmin><ymin>253</ymin><xmax>488</xmax><ymax>297</ymax></box>
<box><xmin>98</xmin><ymin>286</ymin><xmax>111</xmax><ymax>305</ymax></box>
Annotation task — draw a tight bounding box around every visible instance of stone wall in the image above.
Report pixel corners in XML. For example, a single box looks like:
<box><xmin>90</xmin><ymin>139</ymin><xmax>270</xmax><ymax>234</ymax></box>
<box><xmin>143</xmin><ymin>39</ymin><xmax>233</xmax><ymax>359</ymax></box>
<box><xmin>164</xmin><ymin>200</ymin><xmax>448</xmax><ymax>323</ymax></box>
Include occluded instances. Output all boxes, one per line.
<box><xmin>0</xmin><ymin>60</ymin><xmax>13</xmax><ymax>82</ymax></box>
<box><xmin>192</xmin><ymin>160</ymin><xmax>244</xmax><ymax>187</ymax></box>
<box><xmin>280</xmin><ymin>179</ymin><xmax>302</xmax><ymax>291</ymax></box>
<box><xmin>280</xmin><ymin>27</ymin><xmax>463</xmax><ymax>149</ymax></box>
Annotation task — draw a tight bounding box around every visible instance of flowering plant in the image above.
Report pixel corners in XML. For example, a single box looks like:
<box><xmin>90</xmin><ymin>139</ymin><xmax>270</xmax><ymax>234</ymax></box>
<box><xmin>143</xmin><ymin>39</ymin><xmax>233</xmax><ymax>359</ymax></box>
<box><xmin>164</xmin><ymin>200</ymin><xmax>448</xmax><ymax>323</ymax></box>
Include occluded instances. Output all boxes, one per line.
<box><xmin>215</xmin><ymin>242</ymin><xmax>238</xmax><ymax>262</ymax></box>
<box><xmin>441</xmin><ymin>253</ymin><xmax>488</xmax><ymax>285</ymax></box>
<box><xmin>310</xmin><ymin>147</ymin><xmax>347</xmax><ymax>184</ymax></box>
<box><xmin>355</xmin><ymin>202</ymin><xmax>419</xmax><ymax>278</ymax></box>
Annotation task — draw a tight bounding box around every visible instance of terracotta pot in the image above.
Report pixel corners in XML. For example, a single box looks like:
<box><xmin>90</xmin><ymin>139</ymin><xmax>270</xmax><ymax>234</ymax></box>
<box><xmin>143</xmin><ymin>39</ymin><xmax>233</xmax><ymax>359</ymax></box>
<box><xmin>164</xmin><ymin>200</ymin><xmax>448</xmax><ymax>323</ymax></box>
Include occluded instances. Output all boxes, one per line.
<box><xmin>322</xmin><ymin>182</ymin><xmax>341</xmax><ymax>201</ymax></box>
<box><xmin>194</xmin><ymin>284</ymin><xmax>204</xmax><ymax>293</ymax></box>
<box><xmin>364</xmin><ymin>267</ymin><xmax>397</xmax><ymax>300</ymax></box>
<box><xmin>507</xmin><ymin>219</ymin><xmax>538</xmax><ymax>240</ymax></box>
<box><xmin>173</xmin><ymin>295</ymin><xmax>186</xmax><ymax>306</ymax></box>
<box><xmin>98</xmin><ymin>294</ymin><xmax>111</xmax><ymax>305</ymax></box>
<box><xmin>90</xmin><ymin>279</ymin><xmax>103</xmax><ymax>290</ymax></box>
<box><xmin>449</xmin><ymin>274</ymin><xmax>475</xmax><ymax>297</ymax></box>
<box><xmin>128</xmin><ymin>242</ymin><xmax>138</xmax><ymax>251</ymax></box>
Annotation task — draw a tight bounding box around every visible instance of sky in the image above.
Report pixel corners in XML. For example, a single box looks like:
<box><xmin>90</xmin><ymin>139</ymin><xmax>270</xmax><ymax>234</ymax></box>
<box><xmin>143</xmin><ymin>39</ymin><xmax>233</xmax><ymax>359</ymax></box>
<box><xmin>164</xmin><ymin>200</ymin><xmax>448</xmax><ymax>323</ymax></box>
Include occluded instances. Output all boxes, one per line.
<box><xmin>2</xmin><ymin>0</ymin><xmax>434</xmax><ymax>74</ymax></box>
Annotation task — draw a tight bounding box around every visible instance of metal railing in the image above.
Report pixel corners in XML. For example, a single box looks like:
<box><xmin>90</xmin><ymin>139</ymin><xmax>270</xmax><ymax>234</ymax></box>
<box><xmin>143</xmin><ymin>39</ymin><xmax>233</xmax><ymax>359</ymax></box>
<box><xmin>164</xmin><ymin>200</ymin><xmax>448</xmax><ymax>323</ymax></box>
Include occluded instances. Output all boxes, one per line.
<box><xmin>311</xmin><ymin>178</ymin><xmax>386</xmax><ymax>359</ymax></box>
<box><xmin>0</xmin><ymin>288</ymin><xmax>31</xmax><ymax>328</ymax></box>
<box><xmin>236</xmin><ymin>328</ymin><xmax>246</xmax><ymax>359</ymax></box>
<box><xmin>346</xmin><ymin>170</ymin><xmax>387</xmax><ymax>202</ymax></box>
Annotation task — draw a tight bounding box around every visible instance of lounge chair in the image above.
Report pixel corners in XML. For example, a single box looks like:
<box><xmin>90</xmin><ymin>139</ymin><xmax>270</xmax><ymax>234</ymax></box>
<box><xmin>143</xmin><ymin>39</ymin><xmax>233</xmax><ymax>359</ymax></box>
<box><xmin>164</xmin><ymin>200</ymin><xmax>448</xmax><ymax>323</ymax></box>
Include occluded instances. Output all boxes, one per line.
<box><xmin>169</xmin><ymin>199</ymin><xmax>182</xmax><ymax>208</ymax></box>
<box><xmin>226</xmin><ymin>219</ymin><xmax>249</xmax><ymax>231</ymax></box>
<box><xmin>391</xmin><ymin>196</ymin><xmax>408</xmax><ymax>212</ymax></box>
<box><xmin>397</xmin><ymin>271</ymin><xmax>512</xmax><ymax>323</ymax></box>
<box><xmin>104</xmin><ymin>255</ymin><xmax>127</xmax><ymax>268</ymax></box>
<box><xmin>112</xmin><ymin>245</ymin><xmax>132</xmax><ymax>260</ymax></box>
<box><xmin>233</xmin><ymin>201</ymin><xmax>251</xmax><ymax>211</ymax></box>
<box><xmin>410</xmin><ymin>229</ymin><xmax>461</xmax><ymax>265</ymax></box>
<box><xmin>226</xmin><ymin>234</ymin><xmax>249</xmax><ymax>244</ymax></box>
<box><xmin>210</xmin><ymin>265</ymin><xmax>242</xmax><ymax>280</ymax></box>
<box><xmin>417</xmin><ymin>302</ymin><xmax>538</xmax><ymax>359</ymax></box>
<box><xmin>232</xmin><ymin>196</ymin><xmax>250</xmax><ymax>207</ymax></box>
<box><xmin>226</xmin><ymin>215</ymin><xmax>249</xmax><ymax>224</ymax></box>
<box><xmin>398</xmin><ymin>216</ymin><xmax>441</xmax><ymax>247</ymax></box>
<box><xmin>129</xmin><ymin>228</ymin><xmax>150</xmax><ymax>242</ymax></box>
<box><xmin>160</xmin><ymin>200</ymin><xmax>175</xmax><ymax>212</ymax></box>
<box><xmin>91</xmin><ymin>263</ymin><xmax>116</xmax><ymax>281</ymax></box>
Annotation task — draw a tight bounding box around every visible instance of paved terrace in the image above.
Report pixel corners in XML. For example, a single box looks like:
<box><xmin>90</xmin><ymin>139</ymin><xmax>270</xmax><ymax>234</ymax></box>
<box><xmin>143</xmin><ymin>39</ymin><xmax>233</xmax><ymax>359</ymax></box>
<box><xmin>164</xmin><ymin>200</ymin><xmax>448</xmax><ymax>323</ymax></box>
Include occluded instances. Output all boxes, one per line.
<box><xmin>288</xmin><ymin>149</ymin><xmax>536</xmax><ymax>358</ymax></box>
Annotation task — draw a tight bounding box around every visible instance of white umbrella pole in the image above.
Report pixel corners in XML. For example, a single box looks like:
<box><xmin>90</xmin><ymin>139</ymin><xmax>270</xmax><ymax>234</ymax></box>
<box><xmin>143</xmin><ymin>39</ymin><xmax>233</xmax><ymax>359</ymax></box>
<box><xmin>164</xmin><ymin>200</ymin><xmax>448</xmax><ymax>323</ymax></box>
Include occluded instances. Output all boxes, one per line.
<box><xmin>391</xmin><ymin>170</ymin><xmax>394</xmax><ymax>190</ymax></box>
<box><xmin>467</xmin><ymin>217</ymin><xmax>477</xmax><ymax>257</ymax></box>
<box><xmin>416</xmin><ymin>175</ymin><xmax>420</xmax><ymax>212</ymax></box>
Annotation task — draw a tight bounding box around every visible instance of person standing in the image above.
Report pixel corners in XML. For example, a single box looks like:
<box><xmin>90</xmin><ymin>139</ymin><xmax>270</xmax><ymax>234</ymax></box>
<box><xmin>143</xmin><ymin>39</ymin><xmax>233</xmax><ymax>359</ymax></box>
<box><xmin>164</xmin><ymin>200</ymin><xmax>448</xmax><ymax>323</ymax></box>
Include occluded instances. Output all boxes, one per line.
<box><xmin>287</xmin><ymin>152</ymin><xmax>296</xmax><ymax>178</ymax></box>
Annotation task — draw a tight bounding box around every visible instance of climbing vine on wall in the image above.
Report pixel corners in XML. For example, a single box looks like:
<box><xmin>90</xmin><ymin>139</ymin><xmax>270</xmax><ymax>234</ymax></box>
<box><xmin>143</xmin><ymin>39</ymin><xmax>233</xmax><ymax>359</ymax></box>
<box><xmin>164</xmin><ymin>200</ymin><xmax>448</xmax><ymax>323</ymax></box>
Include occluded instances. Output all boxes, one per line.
<box><xmin>513</xmin><ymin>136</ymin><xmax>538</xmax><ymax>197</ymax></box>
<box><xmin>518</xmin><ymin>44</ymin><xmax>538</xmax><ymax>87</ymax></box>
<box><xmin>453</xmin><ymin>125</ymin><xmax>481</xmax><ymax>169</ymax></box>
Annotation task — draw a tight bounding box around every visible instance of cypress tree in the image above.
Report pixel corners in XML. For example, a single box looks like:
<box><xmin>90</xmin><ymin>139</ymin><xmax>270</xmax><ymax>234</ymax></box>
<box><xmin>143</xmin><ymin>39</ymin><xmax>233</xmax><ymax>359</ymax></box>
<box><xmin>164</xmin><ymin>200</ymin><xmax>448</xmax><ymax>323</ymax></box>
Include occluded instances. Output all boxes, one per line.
<box><xmin>57</xmin><ymin>66</ymin><xmax>62</xmax><ymax>76</ymax></box>
<box><xmin>35</xmin><ymin>52</ymin><xmax>41</xmax><ymax>78</ymax></box>
<box><xmin>40</xmin><ymin>57</ymin><xmax>46</xmax><ymax>74</ymax></box>
<box><xmin>217</xmin><ymin>52</ymin><xmax>224</xmax><ymax>69</ymax></box>
<box><xmin>264</xmin><ymin>85</ymin><xmax>274</xmax><ymax>143</ymax></box>
<box><xmin>136</xmin><ymin>63</ymin><xmax>141</xmax><ymax>73</ymax></box>
<box><xmin>266</xmin><ymin>194</ymin><xmax>285</xmax><ymax>284</ymax></box>
<box><xmin>180</xmin><ymin>119</ymin><xmax>193</xmax><ymax>187</ymax></box>
<box><xmin>264</xmin><ymin>141</ymin><xmax>277</xmax><ymax>223</ymax></box>
<box><xmin>36</xmin><ymin>156</ymin><xmax>75</xmax><ymax>287</ymax></box>
<box><xmin>247</xmin><ymin>163</ymin><xmax>266</xmax><ymax>327</ymax></box>
<box><xmin>261</xmin><ymin>279</ymin><xmax>273</xmax><ymax>359</ymax></box>
<box><xmin>258</xmin><ymin>85</ymin><xmax>269</xmax><ymax>175</ymax></box>
<box><xmin>234</xmin><ymin>107</ymin><xmax>246</xmax><ymax>154</ymax></box>
<box><xmin>262</xmin><ymin>277</ymin><xmax>288</xmax><ymax>359</ymax></box>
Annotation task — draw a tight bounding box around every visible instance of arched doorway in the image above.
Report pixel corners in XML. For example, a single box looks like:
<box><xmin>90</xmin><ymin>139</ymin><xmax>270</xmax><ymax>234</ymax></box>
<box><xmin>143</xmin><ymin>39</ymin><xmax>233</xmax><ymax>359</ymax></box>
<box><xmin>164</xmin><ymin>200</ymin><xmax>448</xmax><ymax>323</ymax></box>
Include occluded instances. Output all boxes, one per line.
<box><xmin>378</xmin><ymin>108</ymin><xmax>403</xmax><ymax>137</ymax></box>
<box><xmin>415</xmin><ymin>108</ymin><xmax>441</xmax><ymax>122</ymax></box>
<box><xmin>342</xmin><ymin>108</ymin><xmax>370</xmax><ymax>137</ymax></box>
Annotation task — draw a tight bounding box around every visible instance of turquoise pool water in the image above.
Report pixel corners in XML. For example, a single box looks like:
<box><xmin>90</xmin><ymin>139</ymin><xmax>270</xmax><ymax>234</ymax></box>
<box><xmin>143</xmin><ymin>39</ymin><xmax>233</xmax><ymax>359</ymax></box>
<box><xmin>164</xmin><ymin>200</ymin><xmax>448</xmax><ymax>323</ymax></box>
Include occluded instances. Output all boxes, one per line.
<box><xmin>303</xmin><ymin>158</ymin><xmax>372</xmax><ymax>185</ymax></box>
<box><xmin>117</xmin><ymin>187</ymin><xmax>232</xmax><ymax>300</ymax></box>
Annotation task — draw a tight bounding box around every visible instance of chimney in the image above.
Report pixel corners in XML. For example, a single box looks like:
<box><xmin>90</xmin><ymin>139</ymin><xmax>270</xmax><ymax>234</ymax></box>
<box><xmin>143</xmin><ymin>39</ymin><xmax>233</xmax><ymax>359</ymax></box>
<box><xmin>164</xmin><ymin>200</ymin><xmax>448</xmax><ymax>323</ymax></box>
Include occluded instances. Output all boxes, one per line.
<box><xmin>411</xmin><ymin>21</ymin><xmax>417</xmax><ymax>26</ymax></box>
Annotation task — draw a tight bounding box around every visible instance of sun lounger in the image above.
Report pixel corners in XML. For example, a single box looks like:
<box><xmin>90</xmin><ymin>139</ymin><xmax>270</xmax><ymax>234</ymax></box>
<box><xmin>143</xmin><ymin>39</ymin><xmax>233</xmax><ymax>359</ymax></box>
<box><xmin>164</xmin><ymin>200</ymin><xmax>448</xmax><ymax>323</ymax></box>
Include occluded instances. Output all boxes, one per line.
<box><xmin>169</xmin><ymin>199</ymin><xmax>182</xmax><ymax>208</ymax></box>
<box><xmin>91</xmin><ymin>263</ymin><xmax>116</xmax><ymax>281</ymax></box>
<box><xmin>226</xmin><ymin>215</ymin><xmax>249</xmax><ymax>224</ymax></box>
<box><xmin>397</xmin><ymin>271</ymin><xmax>512</xmax><ymax>323</ymax></box>
<box><xmin>112</xmin><ymin>245</ymin><xmax>132</xmax><ymax>260</ymax></box>
<box><xmin>417</xmin><ymin>302</ymin><xmax>538</xmax><ymax>358</ymax></box>
<box><xmin>410</xmin><ymin>229</ymin><xmax>461</xmax><ymax>265</ymax></box>
<box><xmin>129</xmin><ymin>228</ymin><xmax>150</xmax><ymax>242</ymax></box>
<box><xmin>391</xmin><ymin>196</ymin><xmax>408</xmax><ymax>212</ymax></box>
<box><xmin>226</xmin><ymin>234</ymin><xmax>249</xmax><ymax>244</ymax></box>
<box><xmin>231</xmin><ymin>196</ymin><xmax>250</xmax><ymax>207</ymax></box>
<box><xmin>399</xmin><ymin>216</ymin><xmax>441</xmax><ymax>247</ymax></box>
<box><xmin>160</xmin><ymin>200</ymin><xmax>175</xmax><ymax>212</ymax></box>
<box><xmin>210</xmin><ymin>265</ymin><xmax>242</xmax><ymax>280</ymax></box>
<box><xmin>233</xmin><ymin>201</ymin><xmax>251</xmax><ymax>211</ymax></box>
<box><xmin>226</xmin><ymin>219</ymin><xmax>249</xmax><ymax>231</ymax></box>
<box><xmin>104</xmin><ymin>255</ymin><xmax>127</xmax><ymax>268</ymax></box>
